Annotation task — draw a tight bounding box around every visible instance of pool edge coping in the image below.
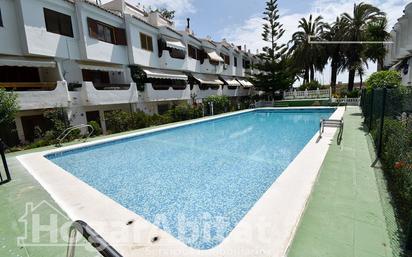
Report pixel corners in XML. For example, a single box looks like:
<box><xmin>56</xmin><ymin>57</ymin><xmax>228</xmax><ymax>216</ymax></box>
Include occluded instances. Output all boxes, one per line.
<box><xmin>16</xmin><ymin>106</ymin><xmax>345</xmax><ymax>257</ymax></box>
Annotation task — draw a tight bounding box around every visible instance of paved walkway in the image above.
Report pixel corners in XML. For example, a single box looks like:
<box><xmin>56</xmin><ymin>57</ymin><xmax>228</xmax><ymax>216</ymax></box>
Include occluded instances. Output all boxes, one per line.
<box><xmin>287</xmin><ymin>107</ymin><xmax>400</xmax><ymax>257</ymax></box>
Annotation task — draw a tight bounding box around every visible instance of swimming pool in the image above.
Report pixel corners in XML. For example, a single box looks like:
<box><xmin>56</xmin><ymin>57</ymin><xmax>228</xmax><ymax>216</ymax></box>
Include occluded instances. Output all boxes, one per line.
<box><xmin>46</xmin><ymin>108</ymin><xmax>335</xmax><ymax>250</ymax></box>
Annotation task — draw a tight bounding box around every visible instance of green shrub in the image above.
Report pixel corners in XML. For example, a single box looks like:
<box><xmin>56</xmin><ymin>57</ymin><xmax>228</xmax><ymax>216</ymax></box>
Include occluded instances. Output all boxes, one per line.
<box><xmin>203</xmin><ymin>95</ymin><xmax>230</xmax><ymax>115</ymax></box>
<box><xmin>105</xmin><ymin>110</ymin><xmax>130</xmax><ymax>133</ymax></box>
<box><xmin>88</xmin><ymin>120</ymin><xmax>102</xmax><ymax>136</ymax></box>
<box><xmin>128</xmin><ymin>111</ymin><xmax>150</xmax><ymax>130</ymax></box>
<box><xmin>380</xmin><ymin>118</ymin><xmax>412</xmax><ymax>232</ymax></box>
<box><xmin>299</xmin><ymin>80</ymin><xmax>322</xmax><ymax>91</ymax></box>
<box><xmin>165</xmin><ymin>104</ymin><xmax>202</xmax><ymax>121</ymax></box>
<box><xmin>365</xmin><ymin>70</ymin><xmax>402</xmax><ymax>91</ymax></box>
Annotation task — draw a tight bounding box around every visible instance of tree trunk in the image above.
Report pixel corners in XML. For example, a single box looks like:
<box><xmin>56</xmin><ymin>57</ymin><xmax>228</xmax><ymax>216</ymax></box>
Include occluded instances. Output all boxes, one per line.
<box><xmin>348</xmin><ymin>69</ymin><xmax>355</xmax><ymax>92</ymax></box>
<box><xmin>304</xmin><ymin>68</ymin><xmax>309</xmax><ymax>84</ymax></box>
<box><xmin>330</xmin><ymin>60</ymin><xmax>338</xmax><ymax>94</ymax></box>
<box><xmin>378</xmin><ymin>58</ymin><xmax>384</xmax><ymax>71</ymax></box>
<box><xmin>310</xmin><ymin>66</ymin><xmax>315</xmax><ymax>82</ymax></box>
<box><xmin>359</xmin><ymin>73</ymin><xmax>363</xmax><ymax>89</ymax></box>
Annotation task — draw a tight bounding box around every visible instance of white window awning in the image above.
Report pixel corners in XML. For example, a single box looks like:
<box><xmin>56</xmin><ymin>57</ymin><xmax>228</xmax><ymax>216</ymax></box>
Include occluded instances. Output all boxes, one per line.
<box><xmin>0</xmin><ymin>56</ymin><xmax>56</xmax><ymax>68</ymax></box>
<box><xmin>143</xmin><ymin>68</ymin><xmax>188</xmax><ymax>80</ymax></box>
<box><xmin>78</xmin><ymin>61</ymin><xmax>124</xmax><ymax>72</ymax></box>
<box><xmin>237</xmin><ymin>78</ymin><xmax>254</xmax><ymax>88</ymax></box>
<box><xmin>389</xmin><ymin>60</ymin><xmax>403</xmax><ymax>71</ymax></box>
<box><xmin>221</xmin><ymin>76</ymin><xmax>241</xmax><ymax>87</ymax></box>
<box><xmin>166</xmin><ymin>39</ymin><xmax>186</xmax><ymax>51</ymax></box>
<box><xmin>192</xmin><ymin>73</ymin><xmax>223</xmax><ymax>85</ymax></box>
<box><xmin>207</xmin><ymin>51</ymin><xmax>224</xmax><ymax>62</ymax></box>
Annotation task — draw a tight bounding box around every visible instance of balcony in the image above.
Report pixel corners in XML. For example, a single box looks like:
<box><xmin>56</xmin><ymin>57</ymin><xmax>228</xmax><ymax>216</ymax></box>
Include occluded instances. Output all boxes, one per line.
<box><xmin>144</xmin><ymin>83</ymin><xmax>190</xmax><ymax>102</ymax></box>
<box><xmin>192</xmin><ymin>85</ymin><xmax>222</xmax><ymax>99</ymax></box>
<box><xmin>159</xmin><ymin>50</ymin><xmax>186</xmax><ymax>70</ymax></box>
<box><xmin>79</xmin><ymin>82</ymin><xmax>139</xmax><ymax>106</ymax></box>
<box><xmin>1</xmin><ymin>81</ymin><xmax>71</xmax><ymax>111</ymax></box>
<box><xmin>201</xmin><ymin>59</ymin><xmax>223</xmax><ymax>74</ymax></box>
<box><xmin>222</xmin><ymin>86</ymin><xmax>239</xmax><ymax>97</ymax></box>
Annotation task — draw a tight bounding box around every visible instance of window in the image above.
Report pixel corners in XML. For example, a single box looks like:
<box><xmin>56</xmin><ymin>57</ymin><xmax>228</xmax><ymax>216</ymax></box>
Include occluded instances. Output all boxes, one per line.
<box><xmin>242</xmin><ymin>59</ymin><xmax>251</xmax><ymax>69</ymax></box>
<box><xmin>188</xmin><ymin>44</ymin><xmax>197</xmax><ymax>59</ymax></box>
<box><xmin>149</xmin><ymin>78</ymin><xmax>187</xmax><ymax>90</ymax></box>
<box><xmin>220</xmin><ymin>53</ymin><xmax>230</xmax><ymax>65</ymax></box>
<box><xmin>44</xmin><ymin>8</ymin><xmax>73</xmax><ymax>37</ymax></box>
<box><xmin>140</xmin><ymin>33</ymin><xmax>153</xmax><ymax>51</ymax></box>
<box><xmin>188</xmin><ymin>44</ymin><xmax>205</xmax><ymax>62</ymax></box>
<box><xmin>234</xmin><ymin>57</ymin><xmax>238</xmax><ymax>67</ymax></box>
<box><xmin>87</xmin><ymin>18</ymin><xmax>127</xmax><ymax>45</ymax></box>
<box><xmin>0</xmin><ymin>8</ymin><xmax>3</xmax><ymax>27</ymax></box>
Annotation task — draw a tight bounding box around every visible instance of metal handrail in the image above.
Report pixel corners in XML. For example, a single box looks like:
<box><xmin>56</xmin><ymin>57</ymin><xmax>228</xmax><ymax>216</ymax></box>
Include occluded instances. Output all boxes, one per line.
<box><xmin>0</xmin><ymin>139</ymin><xmax>11</xmax><ymax>185</ymax></box>
<box><xmin>56</xmin><ymin>124</ymin><xmax>94</xmax><ymax>147</ymax></box>
<box><xmin>66</xmin><ymin>220</ymin><xmax>122</xmax><ymax>257</ymax></box>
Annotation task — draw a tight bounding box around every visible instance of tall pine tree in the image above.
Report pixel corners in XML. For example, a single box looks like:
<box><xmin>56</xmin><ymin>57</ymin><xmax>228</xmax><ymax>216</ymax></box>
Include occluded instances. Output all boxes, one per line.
<box><xmin>251</xmin><ymin>0</ymin><xmax>297</xmax><ymax>98</ymax></box>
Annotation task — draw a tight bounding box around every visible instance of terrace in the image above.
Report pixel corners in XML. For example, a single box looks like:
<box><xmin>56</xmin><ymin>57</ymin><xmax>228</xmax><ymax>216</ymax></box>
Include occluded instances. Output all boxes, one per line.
<box><xmin>0</xmin><ymin>107</ymin><xmax>398</xmax><ymax>257</ymax></box>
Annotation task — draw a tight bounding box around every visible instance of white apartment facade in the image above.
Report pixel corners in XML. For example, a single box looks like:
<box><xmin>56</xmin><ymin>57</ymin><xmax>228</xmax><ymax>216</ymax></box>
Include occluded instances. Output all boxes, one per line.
<box><xmin>384</xmin><ymin>2</ymin><xmax>412</xmax><ymax>86</ymax></box>
<box><xmin>0</xmin><ymin>0</ymin><xmax>257</xmax><ymax>143</ymax></box>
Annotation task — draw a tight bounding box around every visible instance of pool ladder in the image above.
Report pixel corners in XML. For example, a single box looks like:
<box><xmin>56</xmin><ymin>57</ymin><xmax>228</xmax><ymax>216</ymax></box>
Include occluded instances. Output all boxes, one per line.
<box><xmin>67</xmin><ymin>220</ymin><xmax>122</xmax><ymax>257</ymax></box>
<box><xmin>56</xmin><ymin>124</ymin><xmax>94</xmax><ymax>147</ymax></box>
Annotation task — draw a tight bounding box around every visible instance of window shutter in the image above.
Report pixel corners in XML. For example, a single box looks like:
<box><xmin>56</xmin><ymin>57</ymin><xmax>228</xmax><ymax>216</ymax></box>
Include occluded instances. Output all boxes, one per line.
<box><xmin>114</xmin><ymin>28</ymin><xmax>127</xmax><ymax>45</ymax></box>
<box><xmin>147</xmin><ymin>36</ymin><xmax>153</xmax><ymax>51</ymax></box>
<box><xmin>87</xmin><ymin>18</ymin><xmax>98</xmax><ymax>38</ymax></box>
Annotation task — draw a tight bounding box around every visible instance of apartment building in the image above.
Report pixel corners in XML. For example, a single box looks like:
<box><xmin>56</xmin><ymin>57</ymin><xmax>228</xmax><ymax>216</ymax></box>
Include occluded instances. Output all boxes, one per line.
<box><xmin>0</xmin><ymin>0</ymin><xmax>256</xmax><ymax>144</ymax></box>
<box><xmin>383</xmin><ymin>2</ymin><xmax>412</xmax><ymax>86</ymax></box>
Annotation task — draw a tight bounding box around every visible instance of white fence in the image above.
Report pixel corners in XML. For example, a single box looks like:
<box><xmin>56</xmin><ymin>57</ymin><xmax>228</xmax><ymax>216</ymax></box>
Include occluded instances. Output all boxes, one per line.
<box><xmin>283</xmin><ymin>88</ymin><xmax>331</xmax><ymax>100</ymax></box>
<box><xmin>332</xmin><ymin>97</ymin><xmax>361</xmax><ymax>106</ymax></box>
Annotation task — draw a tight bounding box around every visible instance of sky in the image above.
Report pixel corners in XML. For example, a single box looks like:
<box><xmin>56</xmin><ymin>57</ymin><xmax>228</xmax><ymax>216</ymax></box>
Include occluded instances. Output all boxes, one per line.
<box><xmin>104</xmin><ymin>0</ymin><xmax>410</xmax><ymax>85</ymax></box>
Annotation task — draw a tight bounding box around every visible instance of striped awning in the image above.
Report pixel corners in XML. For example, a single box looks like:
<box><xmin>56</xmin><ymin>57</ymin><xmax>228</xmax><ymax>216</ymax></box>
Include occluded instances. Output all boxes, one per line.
<box><xmin>192</xmin><ymin>73</ymin><xmax>223</xmax><ymax>85</ymax></box>
<box><xmin>207</xmin><ymin>51</ymin><xmax>224</xmax><ymax>62</ymax></box>
<box><xmin>220</xmin><ymin>76</ymin><xmax>241</xmax><ymax>87</ymax></box>
<box><xmin>78</xmin><ymin>61</ymin><xmax>124</xmax><ymax>72</ymax></box>
<box><xmin>143</xmin><ymin>68</ymin><xmax>188</xmax><ymax>80</ymax></box>
<box><xmin>0</xmin><ymin>56</ymin><xmax>56</xmax><ymax>68</ymax></box>
<box><xmin>165</xmin><ymin>39</ymin><xmax>186</xmax><ymax>51</ymax></box>
<box><xmin>237</xmin><ymin>78</ymin><xmax>254</xmax><ymax>88</ymax></box>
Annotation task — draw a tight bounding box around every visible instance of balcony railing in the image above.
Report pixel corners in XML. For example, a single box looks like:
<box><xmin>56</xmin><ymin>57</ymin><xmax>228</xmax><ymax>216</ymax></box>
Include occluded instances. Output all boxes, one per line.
<box><xmin>144</xmin><ymin>83</ymin><xmax>190</xmax><ymax>102</ymax></box>
<box><xmin>5</xmin><ymin>81</ymin><xmax>70</xmax><ymax>110</ymax></box>
<box><xmin>192</xmin><ymin>85</ymin><xmax>222</xmax><ymax>99</ymax></box>
<box><xmin>159</xmin><ymin>50</ymin><xmax>186</xmax><ymax>70</ymax></box>
<box><xmin>80</xmin><ymin>82</ymin><xmax>139</xmax><ymax>106</ymax></box>
<box><xmin>283</xmin><ymin>88</ymin><xmax>331</xmax><ymax>100</ymax></box>
<box><xmin>201</xmin><ymin>59</ymin><xmax>223</xmax><ymax>74</ymax></box>
<box><xmin>222</xmin><ymin>86</ymin><xmax>239</xmax><ymax>97</ymax></box>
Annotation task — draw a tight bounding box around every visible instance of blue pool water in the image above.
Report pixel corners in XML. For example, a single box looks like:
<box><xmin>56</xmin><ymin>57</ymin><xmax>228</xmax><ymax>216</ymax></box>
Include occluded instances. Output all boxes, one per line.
<box><xmin>48</xmin><ymin>109</ymin><xmax>334</xmax><ymax>249</ymax></box>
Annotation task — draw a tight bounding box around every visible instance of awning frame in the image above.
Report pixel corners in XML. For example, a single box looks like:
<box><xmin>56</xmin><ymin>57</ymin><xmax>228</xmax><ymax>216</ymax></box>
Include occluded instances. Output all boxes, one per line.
<box><xmin>143</xmin><ymin>68</ymin><xmax>188</xmax><ymax>81</ymax></box>
<box><xmin>192</xmin><ymin>73</ymin><xmax>224</xmax><ymax>85</ymax></box>
<box><xmin>207</xmin><ymin>51</ymin><xmax>224</xmax><ymax>63</ymax></box>
<box><xmin>0</xmin><ymin>56</ymin><xmax>56</xmax><ymax>68</ymax></box>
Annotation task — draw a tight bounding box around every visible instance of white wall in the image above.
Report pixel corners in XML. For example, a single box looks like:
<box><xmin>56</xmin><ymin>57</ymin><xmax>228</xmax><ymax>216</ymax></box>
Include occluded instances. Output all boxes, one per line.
<box><xmin>17</xmin><ymin>0</ymin><xmax>81</xmax><ymax>59</ymax></box>
<box><xmin>125</xmin><ymin>14</ymin><xmax>160</xmax><ymax>68</ymax></box>
<box><xmin>0</xmin><ymin>0</ymin><xmax>24</xmax><ymax>55</ymax></box>
<box><xmin>76</xmin><ymin>2</ymin><xmax>128</xmax><ymax>64</ymax></box>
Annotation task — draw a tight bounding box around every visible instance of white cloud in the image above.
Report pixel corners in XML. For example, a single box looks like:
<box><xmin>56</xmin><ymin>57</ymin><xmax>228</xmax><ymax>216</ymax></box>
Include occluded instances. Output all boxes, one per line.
<box><xmin>220</xmin><ymin>0</ymin><xmax>409</xmax><ymax>85</ymax></box>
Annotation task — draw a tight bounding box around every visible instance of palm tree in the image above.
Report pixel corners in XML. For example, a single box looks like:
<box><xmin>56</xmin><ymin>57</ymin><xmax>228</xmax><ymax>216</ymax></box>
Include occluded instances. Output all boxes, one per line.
<box><xmin>289</xmin><ymin>15</ymin><xmax>328</xmax><ymax>84</ymax></box>
<box><xmin>323</xmin><ymin>17</ymin><xmax>347</xmax><ymax>94</ymax></box>
<box><xmin>341</xmin><ymin>2</ymin><xmax>384</xmax><ymax>91</ymax></box>
<box><xmin>364</xmin><ymin>17</ymin><xmax>390</xmax><ymax>70</ymax></box>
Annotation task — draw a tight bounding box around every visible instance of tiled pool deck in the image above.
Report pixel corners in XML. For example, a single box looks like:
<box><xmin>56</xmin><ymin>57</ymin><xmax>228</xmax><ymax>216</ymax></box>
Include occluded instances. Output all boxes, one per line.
<box><xmin>0</xmin><ymin>107</ymin><xmax>400</xmax><ymax>257</ymax></box>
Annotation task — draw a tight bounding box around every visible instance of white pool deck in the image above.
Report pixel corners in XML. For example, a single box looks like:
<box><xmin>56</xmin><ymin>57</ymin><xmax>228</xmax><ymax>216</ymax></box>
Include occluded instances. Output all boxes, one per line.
<box><xmin>17</xmin><ymin>107</ymin><xmax>345</xmax><ymax>257</ymax></box>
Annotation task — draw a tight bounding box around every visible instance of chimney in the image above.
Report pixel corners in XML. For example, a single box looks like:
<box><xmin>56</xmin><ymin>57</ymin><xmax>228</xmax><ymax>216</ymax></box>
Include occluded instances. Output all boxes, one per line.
<box><xmin>244</xmin><ymin>45</ymin><xmax>247</xmax><ymax>51</ymax></box>
<box><xmin>186</xmin><ymin>18</ymin><xmax>190</xmax><ymax>29</ymax></box>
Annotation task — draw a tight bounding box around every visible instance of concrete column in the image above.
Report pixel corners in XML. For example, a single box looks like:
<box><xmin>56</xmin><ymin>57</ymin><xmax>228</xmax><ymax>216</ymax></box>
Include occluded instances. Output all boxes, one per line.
<box><xmin>14</xmin><ymin>117</ymin><xmax>25</xmax><ymax>144</ymax></box>
<box><xmin>99</xmin><ymin>110</ymin><xmax>107</xmax><ymax>135</ymax></box>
